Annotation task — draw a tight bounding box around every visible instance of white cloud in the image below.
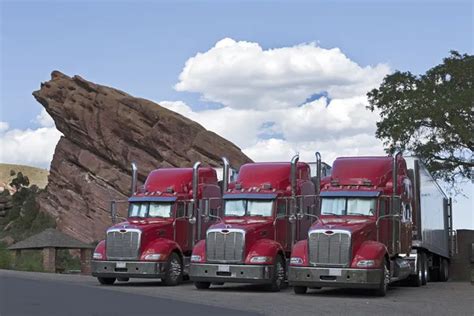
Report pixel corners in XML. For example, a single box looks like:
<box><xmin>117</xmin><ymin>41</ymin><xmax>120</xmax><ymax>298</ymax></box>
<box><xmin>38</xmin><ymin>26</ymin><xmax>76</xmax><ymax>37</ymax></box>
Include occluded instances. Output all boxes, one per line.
<box><xmin>175</xmin><ymin>38</ymin><xmax>390</xmax><ymax>110</ymax></box>
<box><xmin>35</xmin><ymin>108</ymin><xmax>55</xmax><ymax>127</ymax></box>
<box><xmin>0</xmin><ymin>122</ymin><xmax>61</xmax><ymax>169</ymax></box>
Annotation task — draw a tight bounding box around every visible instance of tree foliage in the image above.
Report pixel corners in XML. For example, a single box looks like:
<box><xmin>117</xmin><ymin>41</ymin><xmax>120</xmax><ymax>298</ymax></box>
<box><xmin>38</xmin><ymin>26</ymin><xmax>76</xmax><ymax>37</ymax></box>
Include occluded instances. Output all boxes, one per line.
<box><xmin>367</xmin><ymin>51</ymin><xmax>473</xmax><ymax>184</ymax></box>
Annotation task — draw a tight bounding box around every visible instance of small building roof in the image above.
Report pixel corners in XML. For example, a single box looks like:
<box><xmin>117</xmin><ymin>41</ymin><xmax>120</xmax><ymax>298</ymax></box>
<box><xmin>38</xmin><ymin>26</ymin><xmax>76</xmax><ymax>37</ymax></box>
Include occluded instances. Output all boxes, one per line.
<box><xmin>8</xmin><ymin>228</ymin><xmax>94</xmax><ymax>250</ymax></box>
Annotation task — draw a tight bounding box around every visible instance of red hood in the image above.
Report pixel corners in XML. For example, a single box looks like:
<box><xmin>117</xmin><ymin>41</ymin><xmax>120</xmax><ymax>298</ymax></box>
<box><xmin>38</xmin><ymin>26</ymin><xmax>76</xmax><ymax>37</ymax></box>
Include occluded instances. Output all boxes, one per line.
<box><xmin>311</xmin><ymin>216</ymin><xmax>377</xmax><ymax>255</ymax></box>
<box><xmin>210</xmin><ymin>217</ymin><xmax>273</xmax><ymax>233</ymax></box>
<box><xmin>110</xmin><ymin>219</ymin><xmax>175</xmax><ymax>248</ymax></box>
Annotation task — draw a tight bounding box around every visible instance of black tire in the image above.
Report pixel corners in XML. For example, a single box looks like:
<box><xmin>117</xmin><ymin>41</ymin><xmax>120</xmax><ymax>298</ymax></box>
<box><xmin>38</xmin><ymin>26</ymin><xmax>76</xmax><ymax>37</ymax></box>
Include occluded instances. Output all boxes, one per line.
<box><xmin>408</xmin><ymin>253</ymin><xmax>423</xmax><ymax>287</ymax></box>
<box><xmin>117</xmin><ymin>277</ymin><xmax>129</xmax><ymax>282</ymax></box>
<box><xmin>294</xmin><ymin>286</ymin><xmax>307</xmax><ymax>294</ymax></box>
<box><xmin>421</xmin><ymin>252</ymin><xmax>428</xmax><ymax>285</ymax></box>
<box><xmin>162</xmin><ymin>253</ymin><xmax>183</xmax><ymax>286</ymax></box>
<box><xmin>194</xmin><ymin>281</ymin><xmax>211</xmax><ymax>289</ymax></box>
<box><xmin>267</xmin><ymin>255</ymin><xmax>286</xmax><ymax>292</ymax></box>
<box><xmin>439</xmin><ymin>258</ymin><xmax>449</xmax><ymax>282</ymax></box>
<box><xmin>97</xmin><ymin>277</ymin><xmax>116</xmax><ymax>285</ymax></box>
<box><xmin>374</xmin><ymin>262</ymin><xmax>390</xmax><ymax>297</ymax></box>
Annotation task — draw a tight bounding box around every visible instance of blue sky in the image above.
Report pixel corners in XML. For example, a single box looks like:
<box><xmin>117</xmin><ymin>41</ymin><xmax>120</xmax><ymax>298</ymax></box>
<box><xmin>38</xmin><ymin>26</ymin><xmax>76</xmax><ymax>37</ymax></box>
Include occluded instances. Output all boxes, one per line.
<box><xmin>0</xmin><ymin>0</ymin><xmax>472</xmax><ymax>228</ymax></box>
<box><xmin>1</xmin><ymin>0</ymin><xmax>472</xmax><ymax>128</ymax></box>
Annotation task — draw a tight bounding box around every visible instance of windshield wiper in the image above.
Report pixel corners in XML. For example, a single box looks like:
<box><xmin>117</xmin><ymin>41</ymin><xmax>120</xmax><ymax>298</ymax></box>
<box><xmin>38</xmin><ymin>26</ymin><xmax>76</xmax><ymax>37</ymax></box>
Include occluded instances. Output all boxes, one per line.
<box><xmin>322</xmin><ymin>212</ymin><xmax>342</xmax><ymax>216</ymax></box>
<box><xmin>347</xmin><ymin>212</ymin><xmax>368</xmax><ymax>216</ymax></box>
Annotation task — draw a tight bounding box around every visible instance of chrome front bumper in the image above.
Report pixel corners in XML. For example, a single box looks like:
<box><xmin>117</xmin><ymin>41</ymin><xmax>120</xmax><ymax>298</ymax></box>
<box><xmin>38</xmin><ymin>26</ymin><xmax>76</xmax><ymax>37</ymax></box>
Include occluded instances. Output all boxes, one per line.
<box><xmin>190</xmin><ymin>263</ymin><xmax>274</xmax><ymax>284</ymax></box>
<box><xmin>91</xmin><ymin>260</ymin><xmax>166</xmax><ymax>279</ymax></box>
<box><xmin>289</xmin><ymin>266</ymin><xmax>383</xmax><ymax>289</ymax></box>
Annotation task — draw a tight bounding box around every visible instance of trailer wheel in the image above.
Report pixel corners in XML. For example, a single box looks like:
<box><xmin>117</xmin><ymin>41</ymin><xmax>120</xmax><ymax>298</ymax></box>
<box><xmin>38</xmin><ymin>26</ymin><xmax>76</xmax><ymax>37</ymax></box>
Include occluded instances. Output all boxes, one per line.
<box><xmin>194</xmin><ymin>281</ymin><xmax>211</xmax><ymax>289</ymax></box>
<box><xmin>267</xmin><ymin>255</ymin><xmax>286</xmax><ymax>292</ymax></box>
<box><xmin>97</xmin><ymin>277</ymin><xmax>116</xmax><ymax>285</ymax></box>
<box><xmin>439</xmin><ymin>258</ymin><xmax>449</xmax><ymax>282</ymax></box>
<box><xmin>162</xmin><ymin>253</ymin><xmax>183</xmax><ymax>286</ymax></box>
<box><xmin>421</xmin><ymin>253</ymin><xmax>428</xmax><ymax>285</ymax></box>
<box><xmin>374</xmin><ymin>263</ymin><xmax>390</xmax><ymax>297</ymax></box>
<box><xmin>294</xmin><ymin>286</ymin><xmax>307</xmax><ymax>295</ymax></box>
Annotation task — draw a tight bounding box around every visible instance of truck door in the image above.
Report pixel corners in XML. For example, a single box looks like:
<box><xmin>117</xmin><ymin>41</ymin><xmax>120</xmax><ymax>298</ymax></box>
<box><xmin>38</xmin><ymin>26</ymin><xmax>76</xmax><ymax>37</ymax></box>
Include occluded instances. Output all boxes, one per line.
<box><xmin>296</xmin><ymin>195</ymin><xmax>315</xmax><ymax>242</ymax></box>
<box><xmin>174</xmin><ymin>201</ymin><xmax>191</xmax><ymax>251</ymax></box>
<box><xmin>275</xmin><ymin>198</ymin><xmax>290</xmax><ymax>251</ymax></box>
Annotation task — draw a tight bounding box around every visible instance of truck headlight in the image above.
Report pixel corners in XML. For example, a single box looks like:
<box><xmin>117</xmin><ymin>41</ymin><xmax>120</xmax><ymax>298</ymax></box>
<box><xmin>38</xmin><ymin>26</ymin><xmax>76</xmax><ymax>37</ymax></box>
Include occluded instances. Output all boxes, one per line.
<box><xmin>93</xmin><ymin>252</ymin><xmax>103</xmax><ymax>260</ymax></box>
<box><xmin>191</xmin><ymin>255</ymin><xmax>202</xmax><ymax>262</ymax></box>
<box><xmin>250</xmin><ymin>256</ymin><xmax>272</xmax><ymax>264</ymax></box>
<box><xmin>290</xmin><ymin>257</ymin><xmax>304</xmax><ymax>265</ymax></box>
<box><xmin>356</xmin><ymin>260</ymin><xmax>375</xmax><ymax>268</ymax></box>
<box><xmin>144</xmin><ymin>253</ymin><xmax>164</xmax><ymax>261</ymax></box>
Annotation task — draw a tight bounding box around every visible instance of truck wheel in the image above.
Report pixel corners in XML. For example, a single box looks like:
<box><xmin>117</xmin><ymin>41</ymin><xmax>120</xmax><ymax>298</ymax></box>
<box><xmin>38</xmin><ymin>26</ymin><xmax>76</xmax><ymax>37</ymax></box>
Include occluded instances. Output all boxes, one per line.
<box><xmin>374</xmin><ymin>263</ymin><xmax>390</xmax><ymax>297</ymax></box>
<box><xmin>421</xmin><ymin>253</ymin><xmax>428</xmax><ymax>285</ymax></box>
<box><xmin>162</xmin><ymin>253</ymin><xmax>183</xmax><ymax>286</ymax></box>
<box><xmin>117</xmin><ymin>277</ymin><xmax>129</xmax><ymax>282</ymax></box>
<box><xmin>294</xmin><ymin>286</ymin><xmax>307</xmax><ymax>294</ymax></box>
<box><xmin>194</xmin><ymin>282</ymin><xmax>211</xmax><ymax>289</ymax></box>
<box><xmin>439</xmin><ymin>258</ymin><xmax>449</xmax><ymax>282</ymax></box>
<box><xmin>97</xmin><ymin>277</ymin><xmax>116</xmax><ymax>285</ymax></box>
<box><xmin>408</xmin><ymin>253</ymin><xmax>423</xmax><ymax>287</ymax></box>
<box><xmin>267</xmin><ymin>255</ymin><xmax>286</xmax><ymax>292</ymax></box>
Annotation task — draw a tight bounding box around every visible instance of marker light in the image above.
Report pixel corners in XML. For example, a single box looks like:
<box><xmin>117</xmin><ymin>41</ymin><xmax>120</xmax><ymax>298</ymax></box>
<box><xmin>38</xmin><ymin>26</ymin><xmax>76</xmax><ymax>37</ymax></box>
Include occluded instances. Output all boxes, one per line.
<box><xmin>250</xmin><ymin>256</ymin><xmax>272</xmax><ymax>264</ymax></box>
<box><xmin>191</xmin><ymin>255</ymin><xmax>202</xmax><ymax>262</ymax></box>
<box><xmin>356</xmin><ymin>260</ymin><xmax>375</xmax><ymax>268</ymax></box>
<box><xmin>93</xmin><ymin>252</ymin><xmax>103</xmax><ymax>260</ymax></box>
<box><xmin>290</xmin><ymin>257</ymin><xmax>304</xmax><ymax>265</ymax></box>
<box><xmin>144</xmin><ymin>253</ymin><xmax>164</xmax><ymax>261</ymax></box>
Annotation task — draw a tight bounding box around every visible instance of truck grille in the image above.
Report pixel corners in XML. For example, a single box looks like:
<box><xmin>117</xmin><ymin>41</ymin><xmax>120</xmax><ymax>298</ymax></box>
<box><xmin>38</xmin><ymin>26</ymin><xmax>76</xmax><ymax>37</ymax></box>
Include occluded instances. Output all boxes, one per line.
<box><xmin>106</xmin><ymin>229</ymin><xmax>141</xmax><ymax>260</ymax></box>
<box><xmin>308</xmin><ymin>230</ymin><xmax>351</xmax><ymax>266</ymax></box>
<box><xmin>206</xmin><ymin>230</ymin><xmax>244</xmax><ymax>263</ymax></box>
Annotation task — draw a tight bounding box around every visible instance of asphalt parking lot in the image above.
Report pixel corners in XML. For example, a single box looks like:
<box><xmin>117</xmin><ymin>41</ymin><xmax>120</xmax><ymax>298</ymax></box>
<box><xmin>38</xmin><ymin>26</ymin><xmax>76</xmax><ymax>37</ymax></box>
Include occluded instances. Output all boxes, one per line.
<box><xmin>1</xmin><ymin>269</ymin><xmax>473</xmax><ymax>316</ymax></box>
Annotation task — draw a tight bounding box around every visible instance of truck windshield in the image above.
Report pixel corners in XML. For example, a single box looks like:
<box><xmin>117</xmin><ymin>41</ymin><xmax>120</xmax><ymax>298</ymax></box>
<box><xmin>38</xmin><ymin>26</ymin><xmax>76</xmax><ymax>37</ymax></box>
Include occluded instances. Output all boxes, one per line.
<box><xmin>321</xmin><ymin>198</ymin><xmax>376</xmax><ymax>216</ymax></box>
<box><xmin>224</xmin><ymin>199</ymin><xmax>273</xmax><ymax>217</ymax></box>
<box><xmin>128</xmin><ymin>202</ymin><xmax>174</xmax><ymax>218</ymax></box>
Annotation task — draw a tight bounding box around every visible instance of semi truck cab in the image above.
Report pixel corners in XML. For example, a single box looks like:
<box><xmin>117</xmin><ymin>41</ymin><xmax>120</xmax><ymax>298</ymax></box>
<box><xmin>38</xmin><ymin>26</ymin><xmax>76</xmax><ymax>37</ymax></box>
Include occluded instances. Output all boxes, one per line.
<box><xmin>91</xmin><ymin>161</ymin><xmax>223</xmax><ymax>286</ymax></box>
<box><xmin>289</xmin><ymin>154</ymin><xmax>453</xmax><ymax>296</ymax></box>
<box><xmin>190</xmin><ymin>154</ymin><xmax>320</xmax><ymax>291</ymax></box>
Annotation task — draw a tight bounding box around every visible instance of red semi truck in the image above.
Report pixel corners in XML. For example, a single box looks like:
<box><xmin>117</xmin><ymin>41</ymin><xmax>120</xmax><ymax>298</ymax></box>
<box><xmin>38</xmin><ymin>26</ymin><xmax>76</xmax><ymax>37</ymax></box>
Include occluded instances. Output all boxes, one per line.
<box><xmin>189</xmin><ymin>154</ymin><xmax>321</xmax><ymax>291</ymax></box>
<box><xmin>91</xmin><ymin>160</ymin><xmax>224</xmax><ymax>285</ymax></box>
<box><xmin>289</xmin><ymin>154</ymin><xmax>453</xmax><ymax>296</ymax></box>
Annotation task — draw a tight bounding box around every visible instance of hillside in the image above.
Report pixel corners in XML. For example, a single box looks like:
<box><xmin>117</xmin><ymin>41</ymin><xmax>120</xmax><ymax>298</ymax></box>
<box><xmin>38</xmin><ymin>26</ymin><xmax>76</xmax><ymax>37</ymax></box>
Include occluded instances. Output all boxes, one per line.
<box><xmin>0</xmin><ymin>164</ymin><xmax>49</xmax><ymax>190</ymax></box>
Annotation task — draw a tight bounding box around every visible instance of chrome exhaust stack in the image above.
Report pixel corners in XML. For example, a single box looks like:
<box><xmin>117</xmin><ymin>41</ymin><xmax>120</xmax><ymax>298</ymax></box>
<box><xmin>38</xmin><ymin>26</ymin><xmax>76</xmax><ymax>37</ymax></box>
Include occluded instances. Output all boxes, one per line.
<box><xmin>192</xmin><ymin>161</ymin><xmax>201</xmax><ymax>209</ymax></box>
<box><xmin>131</xmin><ymin>162</ymin><xmax>138</xmax><ymax>195</ymax></box>
<box><xmin>290</xmin><ymin>154</ymin><xmax>300</xmax><ymax>197</ymax></box>
<box><xmin>192</xmin><ymin>161</ymin><xmax>201</xmax><ymax>245</ymax></box>
<box><xmin>392</xmin><ymin>152</ymin><xmax>402</xmax><ymax>197</ymax></box>
<box><xmin>315</xmin><ymin>152</ymin><xmax>321</xmax><ymax>195</ymax></box>
<box><xmin>222</xmin><ymin>157</ymin><xmax>230</xmax><ymax>193</ymax></box>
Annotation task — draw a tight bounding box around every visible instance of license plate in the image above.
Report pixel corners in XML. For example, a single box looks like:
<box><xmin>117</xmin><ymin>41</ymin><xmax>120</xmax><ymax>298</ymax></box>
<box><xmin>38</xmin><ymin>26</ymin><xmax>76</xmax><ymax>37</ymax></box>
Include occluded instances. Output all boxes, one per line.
<box><xmin>328</xmin><ymin>268</ymin><xmax>342</xmax><ymax>276</ymax></box>
<box><xmin>116</xmin><ymin>262</ymin><xmax>126</xmax><ymax>268</ymax></box>
<box><xmin>217</xmin><ymin>265</ymin><xmax>230</xmax><ymax>272</ymax></box>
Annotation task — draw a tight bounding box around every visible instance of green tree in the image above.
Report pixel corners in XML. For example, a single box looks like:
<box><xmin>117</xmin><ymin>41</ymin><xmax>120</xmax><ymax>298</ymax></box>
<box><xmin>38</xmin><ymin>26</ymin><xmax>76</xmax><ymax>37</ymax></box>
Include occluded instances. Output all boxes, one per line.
<box><xmin>367</xmin><ymin>51</ymin><xmax>473</xmax><ymax>184</ymax></box>
<box><xmin>9</xmin><ymin>172</ymin><xmax>30</xmax><ymax>191</ymax></box>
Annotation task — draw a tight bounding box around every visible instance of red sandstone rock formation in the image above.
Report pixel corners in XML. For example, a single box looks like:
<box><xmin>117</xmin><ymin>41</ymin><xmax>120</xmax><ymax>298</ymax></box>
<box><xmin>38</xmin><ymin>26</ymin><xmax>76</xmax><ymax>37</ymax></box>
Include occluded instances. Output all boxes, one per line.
<box><xmin>33</xmin><ymin>71</ymin><xmax>252</xmax><ymax>243</ymax></box>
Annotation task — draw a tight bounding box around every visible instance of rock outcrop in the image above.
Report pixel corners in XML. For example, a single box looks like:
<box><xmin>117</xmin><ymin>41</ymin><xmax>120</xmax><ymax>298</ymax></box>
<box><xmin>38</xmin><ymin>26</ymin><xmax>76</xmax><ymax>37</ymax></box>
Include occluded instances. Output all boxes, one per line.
<box><xmin>33</xmin><ymin>71</ymin><xmax>252</xmax><ymax>243</ymax></box>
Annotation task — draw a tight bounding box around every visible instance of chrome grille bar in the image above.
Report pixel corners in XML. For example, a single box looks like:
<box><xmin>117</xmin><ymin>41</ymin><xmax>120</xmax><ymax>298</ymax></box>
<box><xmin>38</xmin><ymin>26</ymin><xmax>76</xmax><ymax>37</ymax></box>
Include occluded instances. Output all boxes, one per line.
<box><xmin>308</xmin><ymin>229</ymin><xmax>351</xmax><ymax>267</ymax></box>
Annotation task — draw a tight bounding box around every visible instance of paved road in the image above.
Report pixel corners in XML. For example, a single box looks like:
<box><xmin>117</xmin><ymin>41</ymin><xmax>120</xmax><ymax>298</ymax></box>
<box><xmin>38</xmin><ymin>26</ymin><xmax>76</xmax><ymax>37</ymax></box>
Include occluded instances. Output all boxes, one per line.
<box><xmin>0</xmin><ymin>269</ymin><xmax>473</xmax><ymax>316</ymax></box>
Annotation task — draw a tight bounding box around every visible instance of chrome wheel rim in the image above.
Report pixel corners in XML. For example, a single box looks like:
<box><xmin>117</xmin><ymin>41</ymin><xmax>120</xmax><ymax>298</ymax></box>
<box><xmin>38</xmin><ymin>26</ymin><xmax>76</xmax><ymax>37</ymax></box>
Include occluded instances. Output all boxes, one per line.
<box><xmin>275</xmin><ymin>260</ymin><xmax>285</xmax><ymax>287</ymax></box>
<box><xmin>169</xmin><ymin>257</ymin><xmax>182</xmax><ymax>281</ymax></box>
<box><xmin>383</xmin><ymin>265</ymin><xmax>390</xmax><ymax>289</ymax></box>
